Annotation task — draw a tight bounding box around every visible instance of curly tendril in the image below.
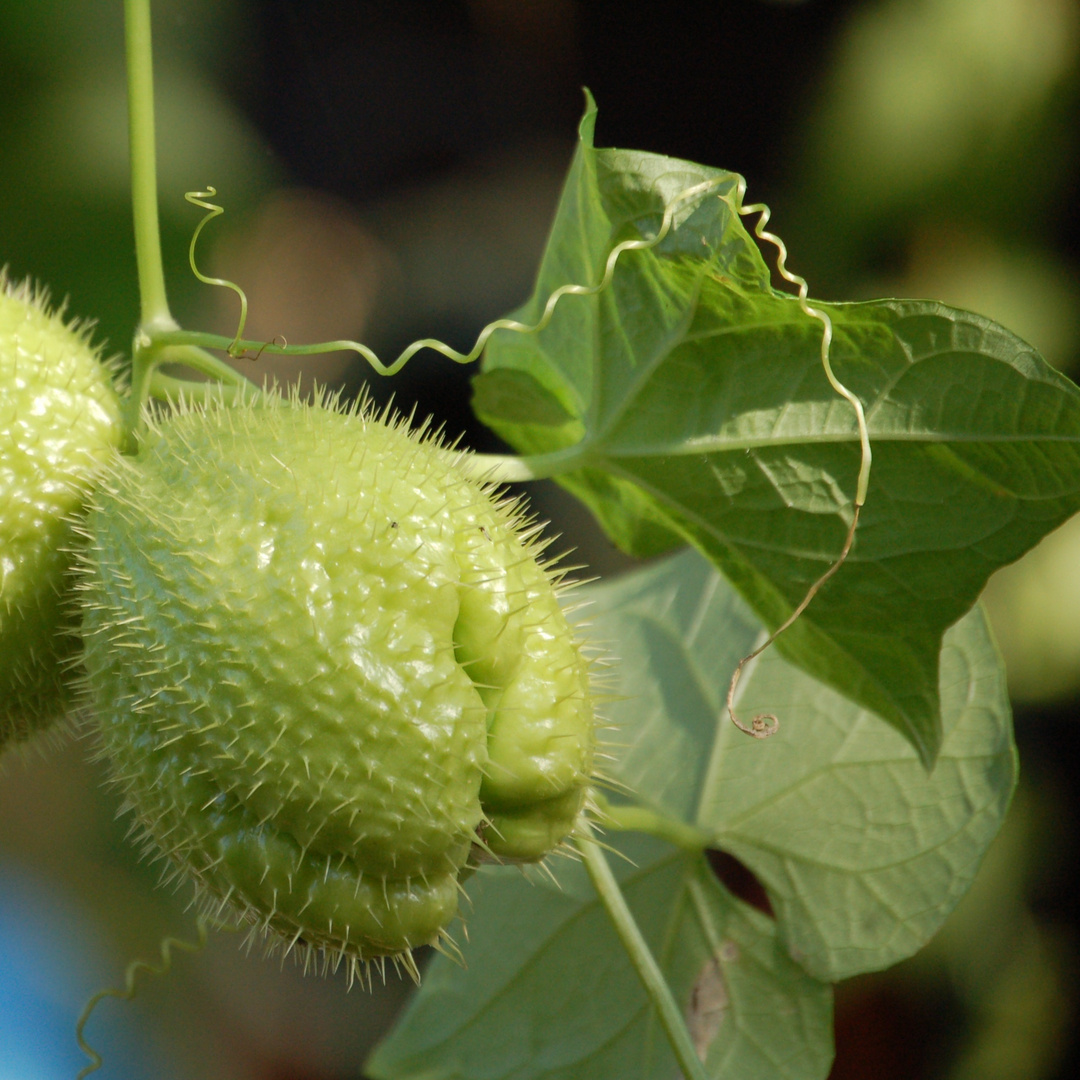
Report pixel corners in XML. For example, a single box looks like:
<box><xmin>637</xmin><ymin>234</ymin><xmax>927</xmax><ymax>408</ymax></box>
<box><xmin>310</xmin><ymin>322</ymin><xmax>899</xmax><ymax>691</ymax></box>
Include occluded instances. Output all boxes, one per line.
<box><xmin>184</xmin><ymin>188</ymin><xmax>249</xmax><ymax>357</ymax></box>
<box><xmin>722</xmin><ymin>178</ymin><xmax>872</xmax><ymax>741</ymax></box>
<box><xmin>177</xmin><ymin>178</ymin><xmax>727</xmax><ymax>377</ymax></box>
<box><xmin>75</xmin><ymin>915</ymin><xmax>218</xmax><ymax>1079</ymax></box>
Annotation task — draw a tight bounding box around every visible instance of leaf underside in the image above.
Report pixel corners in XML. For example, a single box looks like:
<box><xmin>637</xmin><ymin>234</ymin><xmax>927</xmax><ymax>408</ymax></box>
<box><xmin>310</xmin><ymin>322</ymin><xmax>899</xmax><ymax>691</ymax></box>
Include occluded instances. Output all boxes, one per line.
<box><xmin>474</xmin><ymin>92</ymin><xmax>1080</xmax><ymax>763</ymax></box>
<box><xmin>584</xmin><ymin>549</ymin><xmax>1016</xmax><ymax>984</ymax></box>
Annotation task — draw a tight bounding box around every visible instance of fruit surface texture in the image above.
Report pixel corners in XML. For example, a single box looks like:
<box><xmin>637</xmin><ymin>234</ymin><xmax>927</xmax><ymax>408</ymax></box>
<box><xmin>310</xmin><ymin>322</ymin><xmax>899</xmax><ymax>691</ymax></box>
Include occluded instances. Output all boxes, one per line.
<box><xmin>80</xmin><ymin>395</ymin><xmax>594</xmax><ymax>967</ymax></box>
<box><xmin>1</xmin><ymin>275</ymin><xmax>121</xmax><ymax>748</ymax></box>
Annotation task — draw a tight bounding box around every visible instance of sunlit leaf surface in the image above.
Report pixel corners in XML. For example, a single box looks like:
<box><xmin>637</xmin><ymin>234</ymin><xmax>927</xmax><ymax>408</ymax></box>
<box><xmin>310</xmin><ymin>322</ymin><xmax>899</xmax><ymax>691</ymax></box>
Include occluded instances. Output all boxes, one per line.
<box><xmin>475</xmin><ymin>95</ymin><xmax>1080</xmax><ymax>762</ymax></box>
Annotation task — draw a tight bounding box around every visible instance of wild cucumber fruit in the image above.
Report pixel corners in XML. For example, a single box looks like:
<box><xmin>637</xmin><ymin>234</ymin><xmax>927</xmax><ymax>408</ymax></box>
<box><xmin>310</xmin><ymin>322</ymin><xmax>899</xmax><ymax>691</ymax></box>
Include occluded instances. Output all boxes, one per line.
<box><xmin>1</xmin><ymin>273</ymin><xmax>122</xmax><ymax>750</ymax></box>
<box><xmin>79</xmin><ymin>393</ymin><xmax>595</xmax><ymax>973</ymax></box>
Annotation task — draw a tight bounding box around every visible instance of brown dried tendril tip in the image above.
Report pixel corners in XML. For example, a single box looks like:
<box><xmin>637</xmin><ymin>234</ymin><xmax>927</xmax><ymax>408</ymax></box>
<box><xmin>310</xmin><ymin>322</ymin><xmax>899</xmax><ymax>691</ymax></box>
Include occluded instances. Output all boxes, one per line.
<box><xmin>229</xmin><ymin>334</ymin><xmax>288</xmax><ymax>363</ymax></box>
<box><xmin>726</xmin><ymin>655</ymin><xmax>780</xmax><ymax>739</ymax></box>
<box><xmin>744</xmin><ymin>713</ymin><xmax>780</xmax><ymax>739</ymax></box>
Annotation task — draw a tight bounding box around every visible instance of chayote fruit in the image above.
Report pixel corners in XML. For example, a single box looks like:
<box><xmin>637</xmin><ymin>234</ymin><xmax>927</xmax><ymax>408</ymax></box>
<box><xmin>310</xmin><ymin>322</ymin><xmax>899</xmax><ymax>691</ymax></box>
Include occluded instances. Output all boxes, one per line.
<box><xmin>79</xmin><ymin>394</ymin><xmax>595</xmax><ymax>972</ymax></box>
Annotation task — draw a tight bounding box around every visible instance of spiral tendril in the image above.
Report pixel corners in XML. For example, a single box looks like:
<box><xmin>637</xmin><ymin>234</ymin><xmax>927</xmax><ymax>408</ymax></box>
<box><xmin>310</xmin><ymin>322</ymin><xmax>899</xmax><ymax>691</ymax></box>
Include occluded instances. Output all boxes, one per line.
<box><xmin>184</xmin><ymin>188</ymin><xmax>249</xmax><ymax>357</ymax></box>
<box><xmin>180</xmin><ymin>178</ymin><xmax>727</xmax><ymax>376</ymax></box>
<box><xmin>75</xmin><ymin>915</ymin><xmax>214</xmax><ymax>1079</ymax></box>
<box><xmin>722</xmin><ymin>178</ymin><xmax>872</xmax><ymax>740</ymax></box>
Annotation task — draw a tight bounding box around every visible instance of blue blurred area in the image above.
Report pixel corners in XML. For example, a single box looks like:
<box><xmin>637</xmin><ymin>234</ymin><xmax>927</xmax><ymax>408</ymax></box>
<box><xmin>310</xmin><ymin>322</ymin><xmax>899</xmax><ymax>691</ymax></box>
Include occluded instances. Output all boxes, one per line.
<box><xmin>0</xmin><ymin>869</ymin><xmax>158</xmax><ymax>1080</ymax></box>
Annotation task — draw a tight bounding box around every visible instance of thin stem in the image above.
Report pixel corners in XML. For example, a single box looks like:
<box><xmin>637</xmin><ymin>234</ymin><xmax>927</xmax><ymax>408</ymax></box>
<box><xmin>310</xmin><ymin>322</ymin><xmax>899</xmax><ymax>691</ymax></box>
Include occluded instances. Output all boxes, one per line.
<box><xmin>125</xmin><ymin>0</ymin><xmax>173</xmax><ymax>332</ymax></box>
<box><xmin>576</xmin><ymin>818</ymin><xmax>708</xmax><ymax>1080</ymax></box>
<box><xmin>155</xmin><ymin>344</ymin><xmax>260</xmax><ymax>391</ymax></box>
<box><xmin>141</xmin><ymin>329</ymin><xmax>563</xmax><ymax>477</ymax></box>
<box><xmin>594</xmin><ymin>796</ymin><xmax>711</xmax><ymax>853</ymax></box>
<box><xmin>120</xmin><ymin>340</ymin><xmax>156</xmax><ymax>452</ymax></box>
<box><xmin>457</xmin><ymin>454</ymin><xmax>542</xmax><ymax>484</ymax></box>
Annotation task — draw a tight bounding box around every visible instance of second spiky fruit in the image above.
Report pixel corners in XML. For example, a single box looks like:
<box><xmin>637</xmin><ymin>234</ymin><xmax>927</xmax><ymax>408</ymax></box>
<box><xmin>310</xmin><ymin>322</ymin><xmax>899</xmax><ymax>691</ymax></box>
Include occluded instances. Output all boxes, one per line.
<box><xmin>1</xmin><ymin>273</ymin><xmax>121</xmax><ymax>751</ymax></box>
<box><xmin>79</xmin><ymin>394</ymin><xmax>594</xmax><ymax>967</ymax></box>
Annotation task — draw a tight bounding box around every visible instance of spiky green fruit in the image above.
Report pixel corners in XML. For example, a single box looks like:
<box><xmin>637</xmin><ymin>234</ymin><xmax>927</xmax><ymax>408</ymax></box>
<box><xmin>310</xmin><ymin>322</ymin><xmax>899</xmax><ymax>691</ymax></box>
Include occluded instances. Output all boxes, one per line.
<box><xmin>79</xmin><ymin>394</ymin><xmax>594</xmax><ymax>972</ymax></box>
<box><xmin>1</xmin><ymin>274</ymin><xmax>122</xmax><ymax>750</ymax></box>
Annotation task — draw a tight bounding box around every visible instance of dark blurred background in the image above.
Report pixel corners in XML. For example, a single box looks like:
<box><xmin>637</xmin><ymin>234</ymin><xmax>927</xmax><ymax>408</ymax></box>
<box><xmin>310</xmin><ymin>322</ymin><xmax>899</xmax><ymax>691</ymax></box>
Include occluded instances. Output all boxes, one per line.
<box><xmin>1</xmin><ymin>1</ymin><xmax>1079</xmax><ymax>1077</ymax></box>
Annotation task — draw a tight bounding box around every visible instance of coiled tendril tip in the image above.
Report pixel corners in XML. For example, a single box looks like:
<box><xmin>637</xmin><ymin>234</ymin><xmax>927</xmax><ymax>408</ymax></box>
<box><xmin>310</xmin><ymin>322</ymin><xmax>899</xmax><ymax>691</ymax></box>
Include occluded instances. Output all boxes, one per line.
<box><xmin>184</xmin><ymin>187</ymin><xmax>249</xmax><ymax>358</ymax></box>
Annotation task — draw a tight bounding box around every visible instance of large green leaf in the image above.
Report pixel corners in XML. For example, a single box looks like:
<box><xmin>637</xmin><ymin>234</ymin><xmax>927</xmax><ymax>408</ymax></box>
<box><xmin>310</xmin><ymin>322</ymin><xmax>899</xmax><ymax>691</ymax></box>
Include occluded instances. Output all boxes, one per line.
<box><xmin>474</xmin><ymin>94</ymin><xmax>1080</xmax><ymax>763</ymax></box>
<box><xmin>368</xmin><ymin>833</ymin><xmax>833</xmax><ymax>1080</ymax></box>
<box><xmin>585</xmin><ymin>550</ymin><xmax>1017</xmax><ymax>982</ymax></box>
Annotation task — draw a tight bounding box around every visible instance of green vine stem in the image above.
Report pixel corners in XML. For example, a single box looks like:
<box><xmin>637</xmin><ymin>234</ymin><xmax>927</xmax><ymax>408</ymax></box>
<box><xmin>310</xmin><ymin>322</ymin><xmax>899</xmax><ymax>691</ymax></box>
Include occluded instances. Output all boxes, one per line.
<box><xmin>576</xmin><ymin>817</ymin><xmax>709</xmax><ymax>1080</ymax></box>
<box><xmin>148</xmin><ymin>367</ymin><xmax>250</xmax><ymax>406</ymax></box>
<box><xmin>593</xmin><ymin>794</ymin><xmax>711</xmax><ymax>853</ymax></box>
<box><xmin>123</xmin><ymin>0</ymin><xmax>262</xmax><ymax>450</ymax></box>
<box><xmin>125</xmin><ymin>0</ymin><xmax>172</xmax><ymax>335</ymax></box>
<box><xmin>125</xmin><ymin>0</ymin><xmax>174</xmax><ymax>450</ymax></box>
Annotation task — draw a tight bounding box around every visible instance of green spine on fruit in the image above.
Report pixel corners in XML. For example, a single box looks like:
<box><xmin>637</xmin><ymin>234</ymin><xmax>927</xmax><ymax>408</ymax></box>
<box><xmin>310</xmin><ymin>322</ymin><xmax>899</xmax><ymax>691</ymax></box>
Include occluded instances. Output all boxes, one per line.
<box><xmin>1</xmin><ymin>272</ymin><xmax>122</xmax><ymax>750</ymax></box>
<box><xmin>79</xmin><ymin>392</ymin><xmax>595</xmax><ymax>972</ymax></box>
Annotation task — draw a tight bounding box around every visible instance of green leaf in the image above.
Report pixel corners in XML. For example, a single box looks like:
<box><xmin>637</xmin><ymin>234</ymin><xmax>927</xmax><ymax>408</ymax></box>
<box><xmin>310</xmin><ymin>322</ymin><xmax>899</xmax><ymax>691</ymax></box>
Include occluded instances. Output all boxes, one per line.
<box><xmin>474</xmin><ymin>93</ymin><xmax>1080</xmax><ymax>762</ymax></box>
<box><xmin>585</xmin><ymin>550</ymin><xmax>1017</xmax><ymax>982</ymax></box>
<box><xmin>368</xmin><ymin>833</ymin><xmax>833</xmax><ymax>1080</ymax></box>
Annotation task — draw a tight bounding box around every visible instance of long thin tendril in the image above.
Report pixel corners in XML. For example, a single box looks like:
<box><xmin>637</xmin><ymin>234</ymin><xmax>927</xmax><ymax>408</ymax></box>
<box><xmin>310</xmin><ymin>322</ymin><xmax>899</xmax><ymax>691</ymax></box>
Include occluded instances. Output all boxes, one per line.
<box><xmin>173</xmin><ymin>178</ymin><xmax>727</xmax><ymax>377</ymax></box>
<box><xmin>184</xmin><ymin>188</ymin><xmax>249</xmax><ymax>356</ymax></box>
<box><xmin>75</xmin><ymin>915</ymin><xmax>214</xmax><ymax>1079</ymax></box>
<box><xmin>721</xmin><ymin>180</ymin><xmax>873</xmax><ymax>739</ymax></box>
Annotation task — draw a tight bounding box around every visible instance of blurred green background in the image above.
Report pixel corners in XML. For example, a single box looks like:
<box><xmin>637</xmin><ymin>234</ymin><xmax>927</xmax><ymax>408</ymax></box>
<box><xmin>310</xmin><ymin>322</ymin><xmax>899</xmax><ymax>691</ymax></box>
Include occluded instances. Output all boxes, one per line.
<box><xmin>1</xmin><ymin>1</ymin><xmax>1078</xmax><ymax>1078</ymax></box>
